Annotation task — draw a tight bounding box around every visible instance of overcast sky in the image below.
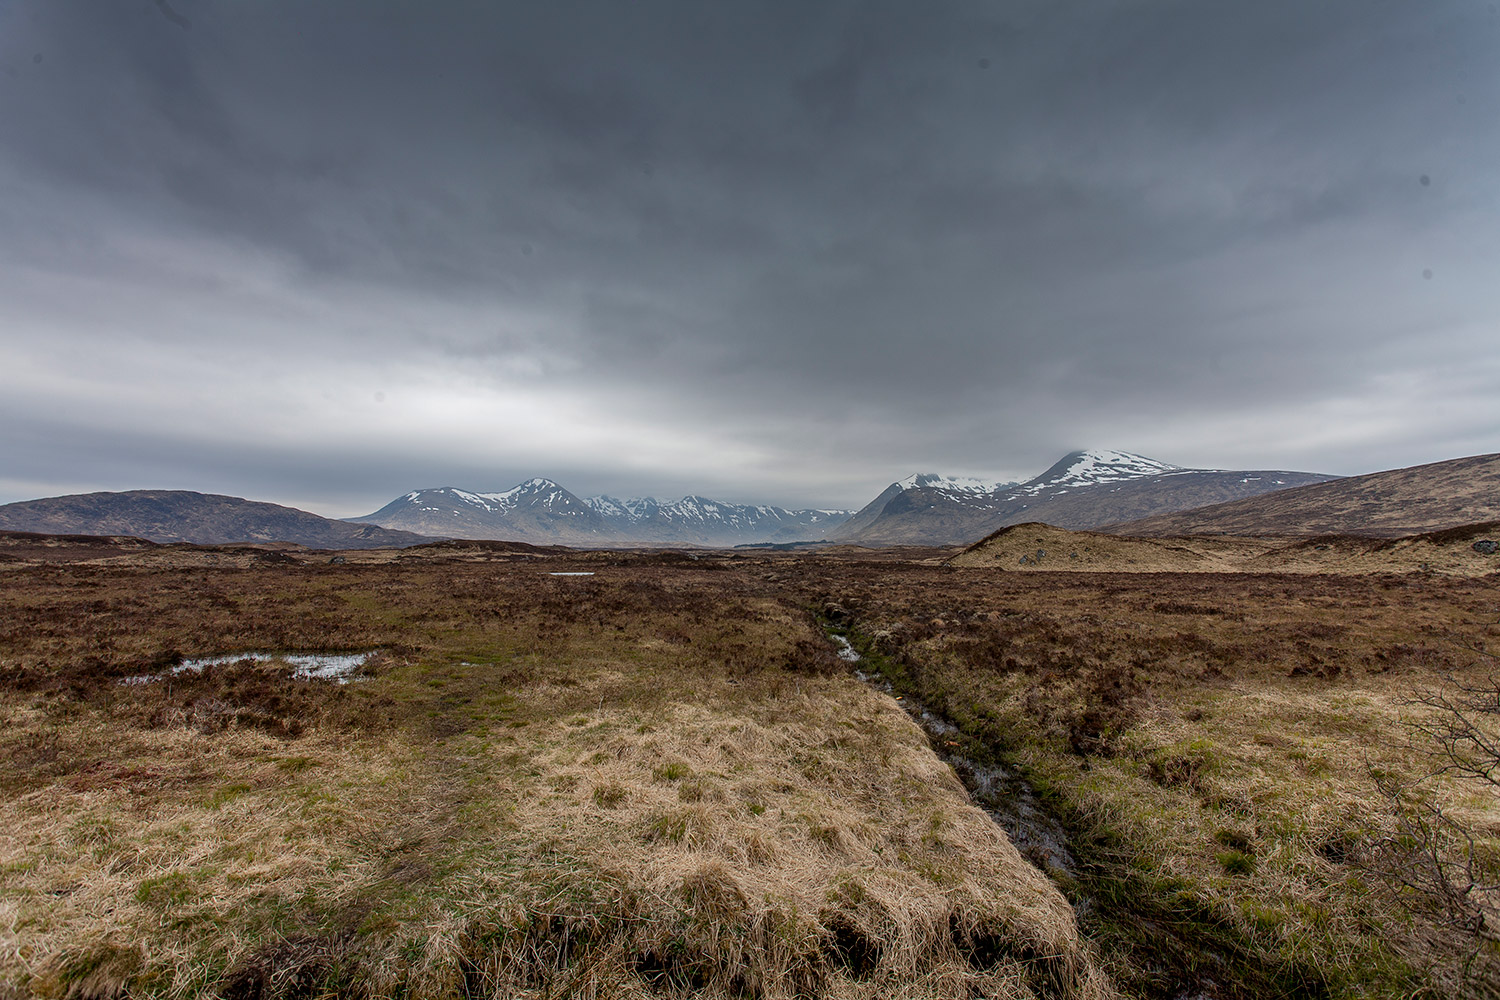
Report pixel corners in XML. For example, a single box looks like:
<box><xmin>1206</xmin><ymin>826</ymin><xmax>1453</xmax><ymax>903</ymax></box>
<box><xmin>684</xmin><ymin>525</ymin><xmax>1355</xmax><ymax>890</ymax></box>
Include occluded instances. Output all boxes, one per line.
<box><xmin>2</xmin><ymin>1</ymin><xmax>1497</xmax><ymax>514</ymax></box>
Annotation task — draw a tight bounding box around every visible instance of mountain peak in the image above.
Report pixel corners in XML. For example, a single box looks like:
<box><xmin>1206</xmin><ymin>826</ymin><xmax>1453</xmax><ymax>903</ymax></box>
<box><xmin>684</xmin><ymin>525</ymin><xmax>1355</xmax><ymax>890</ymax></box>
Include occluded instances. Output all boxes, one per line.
<box><xmin>1029</xmin><ymin>450</ymin><xmax>1183</xmax><ymax>491</ymax></box>
<box><xmin>833</xmin><ymin>450</ymin><xmax>1338</xmax><ymax>545</ymax></box>
<box><xmin>1070</xmin><ymin>448</ymin><xmax>1178</xmax><ymax>470</ymax></box>
<box><xmin>896</xmin><ymin>473</ymin><xmax>1014</xmax><ymax>495</ymax></box>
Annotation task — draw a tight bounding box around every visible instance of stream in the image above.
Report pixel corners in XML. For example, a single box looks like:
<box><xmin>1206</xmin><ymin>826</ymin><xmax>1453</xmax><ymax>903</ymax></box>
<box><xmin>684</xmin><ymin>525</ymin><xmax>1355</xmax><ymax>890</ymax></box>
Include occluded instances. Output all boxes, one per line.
<box><xmin>831</xmin><ymin>634</ymin><xmax>1080</xmax><ymax>886</ymax></box>
<box><xmin>831</xmin><ymin>632</ymin><xmax>1247</xmax><ymax>999</ymax></box>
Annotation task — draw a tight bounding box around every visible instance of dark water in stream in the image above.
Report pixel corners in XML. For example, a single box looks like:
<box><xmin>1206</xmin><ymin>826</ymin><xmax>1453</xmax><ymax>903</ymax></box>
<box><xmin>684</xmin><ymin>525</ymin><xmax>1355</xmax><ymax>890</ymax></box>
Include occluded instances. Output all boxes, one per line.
<box><xmin>830</xmin><ymin>636</ymin><xmax>1224</xmax><ymax>1000</ymax></box>
<box><xmin>831</xmin><ymin>635</ymin><xmax>1080</xmax><ymax>888</ymax></box>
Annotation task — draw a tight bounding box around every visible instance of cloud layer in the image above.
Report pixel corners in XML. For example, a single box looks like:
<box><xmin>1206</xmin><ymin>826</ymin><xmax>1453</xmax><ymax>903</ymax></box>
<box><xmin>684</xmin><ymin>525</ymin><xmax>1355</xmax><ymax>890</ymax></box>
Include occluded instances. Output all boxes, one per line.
<box><xmin>2</xmin><ymin>1</ymin><xmax>1496</xmax><ymax>513</ymax></box>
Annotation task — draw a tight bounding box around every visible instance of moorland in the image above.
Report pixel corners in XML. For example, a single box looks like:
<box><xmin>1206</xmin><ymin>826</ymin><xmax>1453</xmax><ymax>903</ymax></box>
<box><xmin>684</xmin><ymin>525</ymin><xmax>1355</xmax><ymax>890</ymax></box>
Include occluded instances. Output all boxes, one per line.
<box><xmin>2</xmin><ymin>528</ymin><xmax>1498</xmax><ymax>999</ymax></box>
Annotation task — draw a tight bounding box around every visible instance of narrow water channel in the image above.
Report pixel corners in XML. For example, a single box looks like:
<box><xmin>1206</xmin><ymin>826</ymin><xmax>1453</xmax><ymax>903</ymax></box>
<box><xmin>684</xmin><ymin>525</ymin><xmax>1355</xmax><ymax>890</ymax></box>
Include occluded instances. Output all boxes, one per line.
<box><xmin>831</xmin><ymin>633</ymin><xmax>1080</xmax><ymax>886</ymax></box>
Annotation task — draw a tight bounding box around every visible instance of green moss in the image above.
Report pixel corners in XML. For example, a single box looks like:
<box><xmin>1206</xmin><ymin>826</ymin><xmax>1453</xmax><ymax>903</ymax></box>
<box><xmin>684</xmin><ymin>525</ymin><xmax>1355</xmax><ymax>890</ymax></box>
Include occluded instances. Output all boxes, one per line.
<box><xmin>205</xmin><ymin>782</ymin><xmax>254</xmax><ymax>810</ymax></box>
<box><xmin>653</xmin><ymin>762</ymin><xmax>692</xmax><ymax>781</ymax></box>
<box><xmin>135</xmin><ymin>871</ymin><xmax>195</xmax><ymax>908</ymax></box>
<box><xmin>592</xmin><ymin>783</ymin><xmax>626</xmax><ymax>808</ymax></box>
<box><xmin>1218</xmin><ymin>849</ymin><xmax>1257</xmax><ymax>875</ymax></box>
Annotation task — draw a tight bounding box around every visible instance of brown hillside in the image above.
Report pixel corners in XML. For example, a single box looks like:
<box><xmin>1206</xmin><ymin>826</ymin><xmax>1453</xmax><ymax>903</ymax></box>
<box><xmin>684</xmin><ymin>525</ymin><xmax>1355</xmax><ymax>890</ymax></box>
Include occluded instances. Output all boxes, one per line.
<box><xmin>0</xmin><ymin>491</ymin><xmax>436</xmax><ymax>550</ymax></box>
<box><xmin>952</xmin><ymin>520</ymin><xmax>1500</xmax><ymax>577</ymax></box>
<box><xmin>1104</xmin><ymin>452</ymin><xmax>1500</xmax><ymax>538</ymax></box>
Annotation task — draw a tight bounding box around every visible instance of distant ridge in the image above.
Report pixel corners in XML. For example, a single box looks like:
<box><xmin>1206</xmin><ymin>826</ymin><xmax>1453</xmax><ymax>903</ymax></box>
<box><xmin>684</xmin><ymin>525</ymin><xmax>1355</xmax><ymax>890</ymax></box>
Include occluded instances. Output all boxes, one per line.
<box><xmin>354</xmin><ymin>480</ymin><xmax>851</xmax><ymax>547</ymax></box>
<box><xmin>833</xmin><ymin>449</ymin><xmax>1335</xmax><ymax>546</ymax></box>
<box><xmin>0</xmin><ymin>491</ymin><xmax>435</xmax><ymax>549</ymax></box>
<box><xmin>1103</xmin><ymin>452</ymin><xmax>1500</xmax><ymax>538</ymax></box>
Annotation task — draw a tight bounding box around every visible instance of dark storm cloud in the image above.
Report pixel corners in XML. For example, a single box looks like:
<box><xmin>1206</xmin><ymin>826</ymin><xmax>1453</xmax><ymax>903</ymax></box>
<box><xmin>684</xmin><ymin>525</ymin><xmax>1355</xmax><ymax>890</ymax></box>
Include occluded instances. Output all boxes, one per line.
<box><xmin>1</xmin><ymin>1</ymin><xmax>1496</xmax><ymax>512</ymax></box>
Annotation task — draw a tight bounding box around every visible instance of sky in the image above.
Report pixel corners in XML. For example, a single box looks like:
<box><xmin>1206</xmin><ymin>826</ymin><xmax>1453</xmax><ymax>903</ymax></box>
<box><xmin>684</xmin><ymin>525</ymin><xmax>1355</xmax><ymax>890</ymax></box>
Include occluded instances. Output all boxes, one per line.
<box><xmin>2</xmin><ymin>1</ymin><xmax>1497</xmax><ymax>515</ymax></box>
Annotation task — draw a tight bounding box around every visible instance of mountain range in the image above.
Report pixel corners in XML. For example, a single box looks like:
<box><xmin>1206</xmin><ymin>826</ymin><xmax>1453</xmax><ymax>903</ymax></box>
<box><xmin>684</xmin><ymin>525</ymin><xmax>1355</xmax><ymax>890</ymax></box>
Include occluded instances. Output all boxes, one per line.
<box><xmin>352</xmin><ymin>480</ymin><xmax>851</xmax><ymax>547</ymax></box>
<box><xmin>349</xmin><ymin>450</ymin><xmax>1338</xmax><ymax>548</ymax></box>
<box><xmin>7</xmin><ymin>449</ymin><xmax>1491</xmax><ymax>551</ymax></box>
<box><xmin>829</xmin><ymin>450</ymin><xmax>1338</xmax><ymax>545</ymax></box>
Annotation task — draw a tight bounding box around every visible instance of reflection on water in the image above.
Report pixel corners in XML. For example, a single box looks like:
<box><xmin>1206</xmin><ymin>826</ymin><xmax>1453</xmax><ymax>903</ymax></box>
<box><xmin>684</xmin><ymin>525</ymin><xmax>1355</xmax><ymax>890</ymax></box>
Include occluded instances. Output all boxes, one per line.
<box><xmin>835</xmin><ymin>632</ymin><xmax>1078</xmax><ymax>880</ymax></box>
<box><xmin>122</xmin><ymin>651</ymin><xmax>378</xmax><ymax>685</ymax></box>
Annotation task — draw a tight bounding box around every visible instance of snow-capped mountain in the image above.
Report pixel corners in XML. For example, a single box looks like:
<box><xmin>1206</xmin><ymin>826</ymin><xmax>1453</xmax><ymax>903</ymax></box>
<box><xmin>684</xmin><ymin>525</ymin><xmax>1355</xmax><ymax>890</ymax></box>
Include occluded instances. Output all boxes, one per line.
<box><xmin>585</xmin><ymin>494</ymin><xmax>848</xmax><ymax>545</ymax></box>
<box><xmin>355</xmin><ymin>480</ymin><xmax>615</xmax><ymax>545</ymax></box>
<box><xmin>832</xmin><ymin>450</ymin><xmax>1335</xmax><ymax>546</ymax></box>
<box><xmin>895</xmin><ymin>473</ymin><xmax>1018</xmax><ymax>495</ymax></box>
<box><xmin>1012</xmin><ymin>450</ymin><xmax>1183</xmax><ymax>495</ymax></box>
<box><xmin>352</xmin><ymin>449</ymin><xmax>1334</xmax><ymax>548</ymax></box>
<box><xmin>585</xmin><ymin>495</ymin><xmax>660</xmax><ymax>521</ymax></box>
<box><xmin>354</xmin><ymin>480</ymin><xmax>851</xmax><ymax>547</ymax></box>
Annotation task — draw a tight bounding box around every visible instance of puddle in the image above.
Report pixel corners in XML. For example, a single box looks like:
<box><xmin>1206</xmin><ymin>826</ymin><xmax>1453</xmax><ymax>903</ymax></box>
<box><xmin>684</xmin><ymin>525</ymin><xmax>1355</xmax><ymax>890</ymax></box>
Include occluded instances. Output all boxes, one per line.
<box><xmin>122</xmin><ymin>651</ymin><xmax>378</xmax><ymax>685</ymax></box>
<box><xmin>836</xmin><ymin>633</ymin><xmax>1078</xmax><ymax>881</ymax></box>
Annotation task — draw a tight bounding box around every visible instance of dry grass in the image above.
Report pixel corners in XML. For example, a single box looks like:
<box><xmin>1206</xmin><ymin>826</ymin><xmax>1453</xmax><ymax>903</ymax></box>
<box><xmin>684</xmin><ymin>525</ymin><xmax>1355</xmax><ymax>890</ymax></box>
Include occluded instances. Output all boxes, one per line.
<box><xmin>0</xmin><ymin>554</ymin><xmax>1108</xmax><ymax>999</ymax></box>
<box><xmin>954</xmin><ymin>521</ymin><xmax>1500</xmax><ymax>577</ymax></box>
<box><xmin>802</xmin><ymin>561</ymin><xmax>1500</xmax><ymax>997</ymax></box>
<box><xmin>9</xmin><ymin>531</ymin><xmax>1498</xmax><ymax>998</ymax></box>
<box><xmin>951</xmin><ymin>523</ymin><xmax>1268</xmax><ymax>573</ymax></box>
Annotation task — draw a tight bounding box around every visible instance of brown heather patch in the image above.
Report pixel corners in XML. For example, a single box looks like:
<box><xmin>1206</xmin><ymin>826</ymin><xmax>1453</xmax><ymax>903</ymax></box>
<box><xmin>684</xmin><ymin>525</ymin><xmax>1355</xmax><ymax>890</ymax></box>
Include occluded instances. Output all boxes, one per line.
<box><xmin>0</xmin><ymin>555</ymin><xmax>1109</xmax><ymax>1000</ymax></box>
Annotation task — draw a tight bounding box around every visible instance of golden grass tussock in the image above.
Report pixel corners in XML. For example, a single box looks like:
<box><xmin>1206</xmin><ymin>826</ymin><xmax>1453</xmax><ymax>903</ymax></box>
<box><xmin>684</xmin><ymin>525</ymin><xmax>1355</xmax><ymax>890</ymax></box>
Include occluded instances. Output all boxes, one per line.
<box><xmin>0</xmin><ymin>561</ymin><xmax>1113</xmax><ymax>1000</ymax></box>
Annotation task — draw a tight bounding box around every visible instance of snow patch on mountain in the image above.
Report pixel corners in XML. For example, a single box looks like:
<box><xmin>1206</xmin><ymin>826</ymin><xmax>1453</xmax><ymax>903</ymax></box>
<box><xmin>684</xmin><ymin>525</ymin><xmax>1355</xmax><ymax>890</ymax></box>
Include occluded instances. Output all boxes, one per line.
<box><xmin>585</xmin><ymin>494</ymin><xmax>850</xmax><ymax>529</ymax></box>
<box><xmin>887</xmin><ymin>452</ymin><xmax>1180</xmax><ymax>506</ymax></box>
<box><xmin>364</xmin><ymin>480</ymin><xmax>853</xmax><ymax>546</ymax></box>
<box><xmin>477</xmin><ymin>478</ymin><xmax>569</xmax><ymax>508</ymax></box>
<box><xmin>1017</xmin><ymin>450</ymin><xmax>1183</xmax><ymax>495</ymax></box>
<box><xmin>896</xmin><ymin>473</ymin><xmax>1017</xmax><ymax>495</ymax></box>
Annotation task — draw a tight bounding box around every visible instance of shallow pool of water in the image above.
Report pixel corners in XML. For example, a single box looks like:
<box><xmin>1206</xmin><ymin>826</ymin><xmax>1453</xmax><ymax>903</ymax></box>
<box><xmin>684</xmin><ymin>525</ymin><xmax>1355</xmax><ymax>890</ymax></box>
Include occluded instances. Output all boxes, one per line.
<box><xmin>122</xmin><ymin>651</ymin><xmax>378</xmax><ymax>685</ymax></box>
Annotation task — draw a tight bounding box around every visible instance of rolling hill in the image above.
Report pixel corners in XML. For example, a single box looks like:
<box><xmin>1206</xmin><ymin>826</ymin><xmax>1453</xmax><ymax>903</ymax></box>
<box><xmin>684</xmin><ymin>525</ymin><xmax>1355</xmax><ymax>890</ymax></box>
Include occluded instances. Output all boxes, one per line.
<box><xmin>0</xmin><ymin>491</ymin><xmax>435</xmax><ymax>549</ymax></box>
<box><xmin>951</xmin><ymin>519</ymin><xmax>1500</xmax><ymax>577</ymax></box>
<box><xmin>1104</xmin><ymin>452</ymin><xmax>1500</xmax><ymax>537</ymax></box>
